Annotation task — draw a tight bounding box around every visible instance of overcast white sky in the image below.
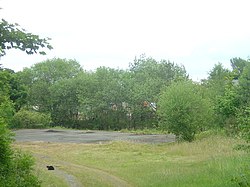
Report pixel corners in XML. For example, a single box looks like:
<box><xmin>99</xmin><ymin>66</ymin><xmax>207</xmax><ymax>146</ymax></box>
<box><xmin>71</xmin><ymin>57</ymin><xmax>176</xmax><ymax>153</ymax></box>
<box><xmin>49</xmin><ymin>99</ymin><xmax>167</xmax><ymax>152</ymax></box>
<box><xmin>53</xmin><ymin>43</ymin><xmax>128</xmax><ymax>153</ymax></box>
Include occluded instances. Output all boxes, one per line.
<box><xmin>1</xmin><ymin>0</ymin><xmax>250</xmax><ymax>80</ymax></box>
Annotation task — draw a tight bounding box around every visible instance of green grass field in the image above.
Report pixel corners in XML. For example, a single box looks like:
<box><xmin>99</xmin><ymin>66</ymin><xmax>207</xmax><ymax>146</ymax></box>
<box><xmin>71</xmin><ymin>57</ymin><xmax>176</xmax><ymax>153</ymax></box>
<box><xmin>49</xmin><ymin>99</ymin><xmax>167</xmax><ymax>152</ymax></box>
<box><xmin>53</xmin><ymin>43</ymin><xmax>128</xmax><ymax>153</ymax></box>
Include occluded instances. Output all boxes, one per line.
<box><xmin>14</xmin><ymin>134</ymin><xmax>249</xmax><ymax>187</ymax></box>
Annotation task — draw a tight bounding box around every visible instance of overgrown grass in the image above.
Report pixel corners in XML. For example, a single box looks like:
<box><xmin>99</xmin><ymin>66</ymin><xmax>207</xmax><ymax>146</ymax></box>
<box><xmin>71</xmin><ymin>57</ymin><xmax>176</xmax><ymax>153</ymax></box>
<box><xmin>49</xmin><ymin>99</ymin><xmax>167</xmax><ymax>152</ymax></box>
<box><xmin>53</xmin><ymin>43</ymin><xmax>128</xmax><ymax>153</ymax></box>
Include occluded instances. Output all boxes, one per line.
<box><xmin>35</xmin><ymin>169</ymin><xmax>68</xmax><ymax>187</ymax></box>
<box><xmin>14</xmin><ymin>133</ymin><xmax>249</xmax><ymax>187</ymax></box>
<box><xmin>120</xmin><ymin>128</ymin><xmax>168</xmax><ymax>135</ymax></box>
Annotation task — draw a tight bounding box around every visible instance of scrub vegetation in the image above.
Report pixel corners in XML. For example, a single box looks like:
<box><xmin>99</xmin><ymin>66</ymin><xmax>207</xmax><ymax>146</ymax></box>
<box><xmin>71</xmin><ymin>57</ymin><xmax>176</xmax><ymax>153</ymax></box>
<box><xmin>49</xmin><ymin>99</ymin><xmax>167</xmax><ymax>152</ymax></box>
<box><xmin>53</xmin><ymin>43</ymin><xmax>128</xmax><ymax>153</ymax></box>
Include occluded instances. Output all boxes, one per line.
<box><xmin>1</xmin><ymin>17</ymin><xmax>249</xmax><ymax>186</ymax></box>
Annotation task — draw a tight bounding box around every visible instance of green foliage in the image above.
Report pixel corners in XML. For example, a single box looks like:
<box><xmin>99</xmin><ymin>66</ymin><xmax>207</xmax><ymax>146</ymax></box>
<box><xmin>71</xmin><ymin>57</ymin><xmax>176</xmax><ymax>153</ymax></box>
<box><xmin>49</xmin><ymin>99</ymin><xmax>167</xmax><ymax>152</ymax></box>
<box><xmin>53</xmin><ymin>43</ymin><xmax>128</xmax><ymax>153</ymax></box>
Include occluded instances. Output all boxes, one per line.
<box><xmin>84</xmin><ymin>67</ymin><xmax>129</xmax><ymax>130</ymax></box>
<box><xmin>0</xmin><ymin>119</ymin><xmax>13</xmax><ymax>166</ymax></box>
<box><xmin>230</xmin><ymin>57</ymin><xmax>249</xmax><ymax>79</ymax></box>
<box><xmin>0</xmin><ymin>68</ymin><xmax>27</xmax><ymax>113</ymax></box>
<box><xmin>213</xmin><ymin>58</ymin><xmax>250</xmax><ymax>139</ymax></box>
<box><xmin>0</xmin><ymin>83</ymin><xmax>39</xmax><ymax>184</ymax></box>
<box><xmin>231</xmin><ymin>164</ymin><xmax>250</xmax><ymax>187</ymax></box>
<box><xmin>0</xmin><ymin>18</ymin><xmax>48</xmax><ymax>187</ymax></box>
<box><xmin>49</xmin><ymin>77</ymin><xmax>81</xmax><ymax>128</ymax></box>
<box><xmin>0</xmin><ymin>19</ymin><xmax>52</xmax><ymax>56</ymax></box>
<box><xmin>127</xmin><ymin>56</ymin><xmax>188</xmax><ymax>129</ymax></box>
<box><xmin>216</xmin><ymin>85</ymin><xmax>239</xmax><ymax>118</ymax></box>
<box><xmin>18</xmin><ymin>59</ymin><xmax>89</xmax><ymax>128</ymax></box>
<box><xmin>129</xmin><ymin>55</ymin><xmax>187</xmax><ymax>102</ymax></box>
<box><xmin>204</xmin><ymin>63</ymin><xmax>229</xmax><ymax>99</ymax></box>
<box><xmin>0</xmin><ymin>150</ymin><xmax>41</xmax><ymax>187</ymax></box>
<box><xmin>238</xmin><ymin>63</ymin><xmax>250</xmax><ymax>105</ymax></box>
<box><xmin>0</xmin><ymin>120</ymin><xmax>40</xmax><ymax>187</ymax></box>
<box><xmin>0</xmin><ymin>67</ymin><xmax>11</xmax><ymax>97</ymax></box>
<box><xmin>8</xmin><ymin>70</ymin><xmax>28</xmax><ymax>111</ymax></box>
<box><xmin>195</xmin><ymin>129</ymin><xmax>226</xmax><ymax>141</ymax></box>
<box><xmin>158</xmin><ymin>81</ymin><xmax>213</xmax><ymax>141</ymax></box>
<box><xmin>13</xmin><ymin>54</ymin><xmax>249</xmax><ymax>136</ymax></box>
<box><xmin>201</xmin><ymin>63</ymin><xmax>231</xmax><ymax>128</ymax></box>
<box><xmin>16</xmin><ymin>55</ymin><xmax>188</xmax><ymax>130</ymax></box>
<box><xmin>0</xmin><ymin>69</ymin><xmax>15</xmax><ymax>123</ymax></box>
<box><xmin>21</xmin><ymin>58</ymin><xmax>82</xmax><ymax>113</ymax></box>
<box><xmin>120</xmin><ymin>127</ymin><xmax>167</xmax><ymax>135</ymax></box>
<box><xmin>12</xmin><ymin>109</ymin><xmax>51</xmax><ymax>129</ymax></box>
<box><xmin>236</xmin><ymin>106</ymin><xmax>250</xmax><ymax>142</ymax></box>
<box><xmin>26</xmin><ymin>58</ymin><xmax>82</xmax><ymax>84</ymax></box>
<box><xmin>0</xmin><ymin>99</ymin><xmax>15</xmax><ymax>125</ymax></box>
<box><xmin>21</xmin><ymin>134</ymin><xmax>249</xmax><ymax>187</ymax></box>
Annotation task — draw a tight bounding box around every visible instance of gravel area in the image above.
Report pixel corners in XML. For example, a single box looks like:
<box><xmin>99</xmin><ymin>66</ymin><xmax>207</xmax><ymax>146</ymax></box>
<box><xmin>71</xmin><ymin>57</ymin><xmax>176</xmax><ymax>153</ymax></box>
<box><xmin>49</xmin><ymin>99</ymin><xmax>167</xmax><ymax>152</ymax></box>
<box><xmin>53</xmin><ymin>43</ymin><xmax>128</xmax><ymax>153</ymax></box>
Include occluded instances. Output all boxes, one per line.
<box><xmin>14</xmin><ymin>129</ymin><xmax>175</xmax><ymax>144</ymax></box>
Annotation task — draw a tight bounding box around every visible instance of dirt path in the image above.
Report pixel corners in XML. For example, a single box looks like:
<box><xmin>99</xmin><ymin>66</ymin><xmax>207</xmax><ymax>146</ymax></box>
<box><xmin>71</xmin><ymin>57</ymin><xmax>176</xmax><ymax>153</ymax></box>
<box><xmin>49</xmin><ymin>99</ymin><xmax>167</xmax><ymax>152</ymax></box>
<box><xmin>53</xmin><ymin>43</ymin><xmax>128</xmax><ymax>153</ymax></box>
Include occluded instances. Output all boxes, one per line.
<box><xmin>50</xmin><ymin>168</ymin><xmax>82</xmax><ymax>187</ymax></box>
<box><xmin>35</xmin><ymin>154</ymin><xmax>83</xmax><ymax>187</ymax></box>
<box><xmin>55</xmin><ymin>169</ymin><xmax>80</xmax><ymax>187</ymax></box>
<box><xmin>34</xmin><ymin>153</ymin><xmax>132</xmax><ymax>187</ymax></box>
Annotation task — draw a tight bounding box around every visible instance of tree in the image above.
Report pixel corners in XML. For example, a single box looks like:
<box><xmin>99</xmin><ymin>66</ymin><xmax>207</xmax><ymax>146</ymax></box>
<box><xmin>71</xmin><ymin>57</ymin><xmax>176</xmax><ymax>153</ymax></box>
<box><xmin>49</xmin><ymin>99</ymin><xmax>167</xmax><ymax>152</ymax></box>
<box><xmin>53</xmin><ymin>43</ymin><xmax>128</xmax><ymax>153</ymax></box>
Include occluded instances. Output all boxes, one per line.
<box><xmin>236</xmin><ymin>106</ymin><xmax>250</xmax><ymax>143</ymax></box>
<box><xmin>0</xmin><ymin>68</ymin><xmax>28</xmax><ymax>111</ymax></box>
<box><xmin>0</xmin><ymin>19</ymin><xmax>52</xmax><ymax>57</ymax></box>
<box><xmin>235</xmin><ymin>62</ymin><xmax>250</xmax><ymax>142</ymax></box>
<box><xmin>0</xmin><ymin>17</ymin><xmax>52</xmax><ymax>186</ymax></box>
<box><xmin>202</xmin><ymin>63</ymin><xmax>231</xmax><ymax>127</ymax></box>
<box><xmin>79</xmin><ymin>67</ymin><xmax>129</xmax><ymax>130</ymax></box>
<box><xmin>49</xmin><ymin>77</ymin><xmax>81</xmax><ymax>128</ymax></box>
<box><xmin>128</xmin><ymin>55</ymin><xmax>188</xmax><ymax>129</ymax></box>
<box><xmin>157</xmin><ymin>81</ymin><xmax>213</xmax><ymax>142</ymax></box>
<box><xmin>230</xmin><ymin>57</ymin><xmax>248</xmax><ymax>79</ymax></box>
<box><xmin>213</xmin><ymin>58</ymin><xmax>250</xmax><ymax>134</ymax></box>
<box><xmin>215</xmin><ymin>83</ymin><xmax>240</xmax><ymax>132</ymax></box>
<box><xmin>20</xmin><ymin>58</ymin><xmax>82</xmax><ymax>113</ymax></box>
<box><xmin>205</xmin><ymin>63</ymin><xmax>230</xmax><ymax>98</ymax></box>
<box><xmin>129</xmin><ymin>56</ymin><xmax>187</xmax><ymax>101</ymax></box>
<box><xmin>238</xmin><ymin>62</ymin><xmax>250</xmax><ymax>105</ymax></box>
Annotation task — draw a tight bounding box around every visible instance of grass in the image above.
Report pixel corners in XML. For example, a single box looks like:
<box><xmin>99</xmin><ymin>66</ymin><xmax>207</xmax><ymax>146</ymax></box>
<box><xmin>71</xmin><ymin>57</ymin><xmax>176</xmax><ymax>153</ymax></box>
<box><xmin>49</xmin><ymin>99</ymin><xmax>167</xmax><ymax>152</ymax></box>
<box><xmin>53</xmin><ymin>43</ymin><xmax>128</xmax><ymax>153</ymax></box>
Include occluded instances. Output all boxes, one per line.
<box><xmin>14</xmin><ymin>133</ymin><xmax>249</xmax><ymax>187</ymax></box>
<box><xmin>119</xmin><ymin>127</ymin><xmax>168</xmax><ymax>135</ymax></box>
<box><xmin>35</xmin><ymin>169</ymin><xmax>68</xmax><ymax>187</ymax></box>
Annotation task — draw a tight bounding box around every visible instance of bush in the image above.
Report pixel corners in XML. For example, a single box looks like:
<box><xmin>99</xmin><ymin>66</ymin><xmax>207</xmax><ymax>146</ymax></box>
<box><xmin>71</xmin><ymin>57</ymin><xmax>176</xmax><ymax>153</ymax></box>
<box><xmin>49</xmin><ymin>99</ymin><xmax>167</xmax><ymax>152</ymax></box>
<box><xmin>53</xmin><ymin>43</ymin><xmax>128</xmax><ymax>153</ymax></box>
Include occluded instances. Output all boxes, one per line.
<box><xmin>195</xmin><ymin>129</ymin><xmax>226</xmax><ymax>140</ymax></box>
<box><xmin>0</xmin><ymin>99</ymin><xmax>15</xmax><ymax>125</ymax></box>
<box><xmin>0</xmin><ymin>150</ymin><xmax>41</xmax><ymax>187</ymax></box>
<box><xmin>236</xmin><ymin>106</ymin><xmax>250</xmax><ymax>142</ymax></box>
<box><xmin>157</xmin><ymin>81</ymin><xmax>213</xmax><ymax>142</ymax></box>
<box><xmin>0</xmin><ymin>120</ymin><xmax>40</xmax><ymax>187</ymax></box>
<box><xmin>0</xmin><ymin>119</ymin><xmax>13</xmax><ymax>166</ymax></box>
<box><xmin>12</xmin><ymin>109</ymin><xmax>51</xmax><ymax>129</ymax></box>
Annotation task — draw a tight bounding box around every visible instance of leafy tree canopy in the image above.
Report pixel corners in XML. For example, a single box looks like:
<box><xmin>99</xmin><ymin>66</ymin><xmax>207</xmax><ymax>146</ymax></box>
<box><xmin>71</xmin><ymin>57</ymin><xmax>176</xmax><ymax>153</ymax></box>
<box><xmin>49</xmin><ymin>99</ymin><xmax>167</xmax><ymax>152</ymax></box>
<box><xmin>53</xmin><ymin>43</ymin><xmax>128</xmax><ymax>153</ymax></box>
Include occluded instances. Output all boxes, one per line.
<box><xmin>0</xmin><ymin>19</ymin><xmax>52</xmax><ymax>57</ymax></box>
<box><xmin>0</xmin><ymin>18</ymin><xmax>42</xmax><ymax>186</ymax></box>
<box><xmin>230</xmin><ymin>57</ymin><xmax>249</xmax><ymax>79</ymax></box>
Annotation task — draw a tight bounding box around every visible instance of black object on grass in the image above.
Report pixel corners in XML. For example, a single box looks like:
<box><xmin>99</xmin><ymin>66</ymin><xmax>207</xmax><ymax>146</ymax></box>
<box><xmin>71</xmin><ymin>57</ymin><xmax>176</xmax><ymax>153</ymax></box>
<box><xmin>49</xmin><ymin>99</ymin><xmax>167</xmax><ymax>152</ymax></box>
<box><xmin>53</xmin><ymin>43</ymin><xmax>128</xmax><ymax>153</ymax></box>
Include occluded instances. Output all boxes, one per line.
<box><xmin>46</xmin><ymin>166</ymin><xmax>54</xmax><ymax>170</ymax></box>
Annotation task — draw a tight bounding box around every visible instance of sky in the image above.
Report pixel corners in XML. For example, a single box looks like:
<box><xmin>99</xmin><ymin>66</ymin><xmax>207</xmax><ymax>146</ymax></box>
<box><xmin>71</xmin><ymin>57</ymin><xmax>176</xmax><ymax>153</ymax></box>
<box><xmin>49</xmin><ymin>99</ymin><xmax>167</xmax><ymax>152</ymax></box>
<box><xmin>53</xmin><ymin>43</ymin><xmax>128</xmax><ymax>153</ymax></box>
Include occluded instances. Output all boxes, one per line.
<box><xmin>1</xmin><ymin>0</ymin><xmax>250</xmax><ymax>80</ymax></box>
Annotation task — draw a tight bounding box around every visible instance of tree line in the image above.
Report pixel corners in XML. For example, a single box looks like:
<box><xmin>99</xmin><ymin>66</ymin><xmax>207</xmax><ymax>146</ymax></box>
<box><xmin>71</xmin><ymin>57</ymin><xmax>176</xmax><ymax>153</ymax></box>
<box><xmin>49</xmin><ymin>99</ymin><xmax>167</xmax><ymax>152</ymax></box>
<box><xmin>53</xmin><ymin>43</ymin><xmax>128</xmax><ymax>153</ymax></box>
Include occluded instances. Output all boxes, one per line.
<box><xmin>8</xmin><ymin>56</ymin><xmax>187</xmax><ymax>130</ymax></box>
<box><xmin>1</xmin><ymin>56</ymin><xmax>249</xmax><ymax>143</ymax></box>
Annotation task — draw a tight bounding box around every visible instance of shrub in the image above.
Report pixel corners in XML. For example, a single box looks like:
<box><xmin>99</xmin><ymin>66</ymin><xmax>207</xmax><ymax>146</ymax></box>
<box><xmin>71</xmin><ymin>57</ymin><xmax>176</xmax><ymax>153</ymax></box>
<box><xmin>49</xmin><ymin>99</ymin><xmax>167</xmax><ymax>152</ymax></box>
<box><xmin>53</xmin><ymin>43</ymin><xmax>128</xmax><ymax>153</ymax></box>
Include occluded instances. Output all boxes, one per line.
<box><xmin>0</xmin><ymin>119</ymin><xmax>13</xmax><ymax>166</ymax></box>
<box><xmin>157</xmin><ymin>81</ymin><xmax>213</xmax><ymax>142</ymax></box>
<box><xmin>0</xmin><ymin>150</ymin><xmax>41</xmax><ymax>187</ymax></box>
<box><xmin>0</xmin><ymin>120</ymin><xmax>40</xmax><ymax>187</ymax></box>
<box><xmin>0</xmin><ymin>99</ymin><xmax>15</xmax><ymax>125</ymax></box>
<box><xmin>236</xmin><ymin>106</ymin><xmax>250</xmax><ymax>142</ymax></box>
<box><xmin>12</xmin><ymin>109</ymin><xmax>51</xmax><ymax>129</ymax></box>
